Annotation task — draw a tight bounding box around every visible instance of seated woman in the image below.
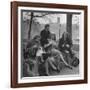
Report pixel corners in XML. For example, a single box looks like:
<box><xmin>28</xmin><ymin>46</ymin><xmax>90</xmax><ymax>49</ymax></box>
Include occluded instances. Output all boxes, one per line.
<box><xmin>36</xmin><ymin>46</ymin><xmax>49</xmax><ymax>76</ymax></box>
<box><xmin>58</xmin><ymin>31</ymin><xmax>74</xmax><ymax>58</ymax></box>
<box><xmin>44</xmin><ymin>43</ymin><xmax>73</xmax><ymax>75</ymax></box>
<box><xmin>23</xmin><ymin>35</ymin><xmax>41</xmax><ymax>77</ymax></box>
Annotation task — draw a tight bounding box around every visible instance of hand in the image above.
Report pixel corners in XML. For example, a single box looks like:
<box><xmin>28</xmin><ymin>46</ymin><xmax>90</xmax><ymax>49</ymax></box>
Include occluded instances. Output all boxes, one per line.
<box><xmin>62</xmin><ymin>44</ymin><xmax>64</xmax><ymax>47</ymax></box>
<box><xmin>66</xmin><ymin>44</ymin><xmax>70</xmax><ymax>48</ymax></box>
<box><xmin>65</xmin><ymin>50</ymin><xmax>69</xmax><ymax>54</ymax></box>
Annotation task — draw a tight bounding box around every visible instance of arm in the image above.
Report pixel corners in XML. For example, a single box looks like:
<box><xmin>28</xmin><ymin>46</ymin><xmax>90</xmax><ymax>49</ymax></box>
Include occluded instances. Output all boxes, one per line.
<box><xmin>40</xmin><ymin>30</ymin><xmax>43</xmax><ymax>37</ymax></box>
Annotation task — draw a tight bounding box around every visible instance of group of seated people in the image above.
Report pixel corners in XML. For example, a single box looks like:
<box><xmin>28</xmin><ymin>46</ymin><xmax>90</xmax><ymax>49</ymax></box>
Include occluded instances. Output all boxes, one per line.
<box><xmin>23</xmin><ymin>24</ymin><xmax>78</xmax><ymax>77</ymax></box>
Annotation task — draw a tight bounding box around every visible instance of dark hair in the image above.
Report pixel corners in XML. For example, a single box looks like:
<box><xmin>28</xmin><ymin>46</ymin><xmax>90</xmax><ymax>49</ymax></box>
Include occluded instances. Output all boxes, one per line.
<box><xmin>45</xmin><ymin>24</ymin><xmax>50</xmax><ymax>28</ymax></box>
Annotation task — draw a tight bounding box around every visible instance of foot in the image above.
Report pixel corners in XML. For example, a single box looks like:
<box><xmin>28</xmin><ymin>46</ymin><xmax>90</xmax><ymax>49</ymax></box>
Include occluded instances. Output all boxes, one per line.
<box><xmin>57</xmin><ymin>68</ymin><xmax>60</xmax><ymax>73</ymax></box>
<box><xmin>66</xmin><ymin>65</ymin><xmax>73</xmax><ymax>69</ymax></box>
<box><xmin>45</xmin><ymin>73</ymin><xmax>49</xmax><ymax>76</ymax></box>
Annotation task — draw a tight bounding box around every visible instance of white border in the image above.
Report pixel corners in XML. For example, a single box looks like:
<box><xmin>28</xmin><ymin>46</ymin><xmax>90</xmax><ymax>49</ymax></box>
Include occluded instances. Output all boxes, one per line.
<box><xmin>18</xmin><ymin>6</ymin><xmax>84</xmax><ymax>83</ymax></box>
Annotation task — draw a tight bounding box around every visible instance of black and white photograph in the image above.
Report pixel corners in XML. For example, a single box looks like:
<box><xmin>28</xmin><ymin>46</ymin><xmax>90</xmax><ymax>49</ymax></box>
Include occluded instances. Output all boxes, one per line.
<box><xmin>20</xmin><ymin>8</ymin><xmax>81</xmax><ymax>79</ymax></box>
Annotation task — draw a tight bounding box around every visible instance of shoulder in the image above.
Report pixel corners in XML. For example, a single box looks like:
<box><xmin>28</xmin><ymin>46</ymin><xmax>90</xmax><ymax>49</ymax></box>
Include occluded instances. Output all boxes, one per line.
<box><xmin>41</xmin><ymin>29</ymin><xmax>45</xmax><ymax>33</ymax></box>
<box><xmin>40</xmin><ymin>29</ymin><xmax>45</xmax><ymax>35</ymax></box>
<box><xmin>52</xmin><ymin>48</ymin><xmax>60</xmax><ymax>54</ymax></box>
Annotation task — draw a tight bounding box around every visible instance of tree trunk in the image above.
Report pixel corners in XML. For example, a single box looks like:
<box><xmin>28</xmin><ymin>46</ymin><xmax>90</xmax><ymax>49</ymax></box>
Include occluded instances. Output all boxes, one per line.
<box><xmin>67</xmin><ymin>14</ymin><xmax>72</xmax><ymax>38</ymax></box>
<box><xmin>28</xmin><ymin>12</ymin><xmax>33</xmax><ymax>39</ymax></box>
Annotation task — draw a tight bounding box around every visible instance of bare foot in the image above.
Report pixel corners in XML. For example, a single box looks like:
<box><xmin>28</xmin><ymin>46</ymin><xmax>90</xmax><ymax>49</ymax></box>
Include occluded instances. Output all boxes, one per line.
<box><xmin>66</xmin><ymin>65</ymin><xmax>73</xmax><ymax>69</ymax></box>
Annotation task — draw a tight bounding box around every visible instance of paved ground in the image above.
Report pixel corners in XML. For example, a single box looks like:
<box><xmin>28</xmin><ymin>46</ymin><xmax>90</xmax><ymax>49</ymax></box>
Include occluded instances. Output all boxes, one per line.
<box><xmin>59</xmin><ymin>66</ymin><xmax>79</xmax><ymax>75</ymax></box>
<box><xmin>59</xmin><ymin>52</ymin><xmax>79</xmax><ymax>75</ymax></box>
<box><xmin>49</xmin><ymin>65</ymin><xmax>79</xmax><ymax>76</ymax></box>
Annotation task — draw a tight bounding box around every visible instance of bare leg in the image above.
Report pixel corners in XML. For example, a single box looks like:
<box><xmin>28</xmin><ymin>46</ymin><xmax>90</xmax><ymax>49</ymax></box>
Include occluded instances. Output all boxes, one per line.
<box><xmin>45</xmin><ymin>58</ymin><xmax>58</xmax><ymax>75</ymax></box>
<box><xmin>47</xmin><ymin>58</ymin><xmax>57</xmax><ymax>70</ymax></box>
<box><xmin>45</xmin><ymin>59</ymin><xmax>50</xmax><ymax>75</ymax></box>
<box><xmin>59</xmin><ymin>53</ymin><xmax>73</xmax><ymax>69</ymax></box>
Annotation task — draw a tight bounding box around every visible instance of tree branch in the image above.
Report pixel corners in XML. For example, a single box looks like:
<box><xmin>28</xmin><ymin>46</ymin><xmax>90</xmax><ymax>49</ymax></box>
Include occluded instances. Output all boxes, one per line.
<box><xmin>28</xmin><ymin>13</ymin><xmax>49</xmax><ymax>17</ymax></box>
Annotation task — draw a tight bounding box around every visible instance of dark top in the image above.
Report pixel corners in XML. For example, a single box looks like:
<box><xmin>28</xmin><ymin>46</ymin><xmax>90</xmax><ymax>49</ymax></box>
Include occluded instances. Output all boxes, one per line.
<box><xmin>40</xmin><ymin>29</ymin><xmax>50</xmax><ymax>40</ymax></box>
<box><xmin>40</xmin><ymin>29</ymin><xmax>51</xmax><ymax>46</ymax></box>
<box><xmin>59</xmin><ymin>36</ymin><xmax>72</xmax><ymax>52</ymax></box>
